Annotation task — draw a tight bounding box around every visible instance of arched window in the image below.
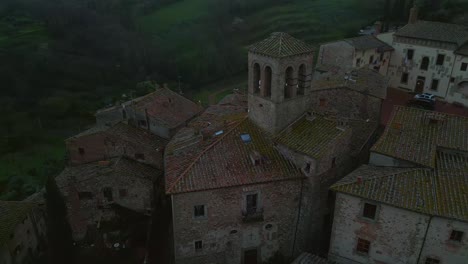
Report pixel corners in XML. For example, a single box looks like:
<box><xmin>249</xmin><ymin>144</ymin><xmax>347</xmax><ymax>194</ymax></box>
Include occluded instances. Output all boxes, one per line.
<box><xmin>298</xmin><ymin>64</ymin><xmax>306</xmax><ymax>95</ymax></box>
<box><xmin>252</xmin><ymin>63</ymin><xmax>261</xmax><ymax>94</ymax></box>
<box><xmin>263</xmin><ymin>66</ymin><xmax>272</xmax><ymax>98</ymax></box>
<box><xmin>284</xmin><ymin>66</ymin><xmax>294</xmax><ymax>99</ymax></box>
<box><xmin>420</xmin><ymin>57</ymin><xmax>429</xmax><ymax>70</ymax></box>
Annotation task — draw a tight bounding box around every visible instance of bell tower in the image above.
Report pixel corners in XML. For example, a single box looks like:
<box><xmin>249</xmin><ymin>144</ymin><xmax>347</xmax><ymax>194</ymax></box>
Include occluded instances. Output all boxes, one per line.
<box><xmin>248</xmin><ymin>32</ymin><xmax>315</xmax><ymax>134</ymax></box>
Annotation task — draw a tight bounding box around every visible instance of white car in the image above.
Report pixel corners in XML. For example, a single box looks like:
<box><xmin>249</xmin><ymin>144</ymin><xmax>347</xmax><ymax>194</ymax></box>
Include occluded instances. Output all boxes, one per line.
<box><xmin>414</xmin><ymin>93</ymin><xmax>436</xmax><ymax>103</ymax></box>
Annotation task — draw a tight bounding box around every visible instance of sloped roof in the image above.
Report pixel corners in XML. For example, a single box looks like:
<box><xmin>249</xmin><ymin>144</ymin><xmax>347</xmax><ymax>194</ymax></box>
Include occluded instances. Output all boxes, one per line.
<box><xmin>0</xmin><ymin>201</ymin><xmax>38</xmax><ymax>245</ymax></box>
<box><xmin>275</xmin><ymin>115</ymin><xmax>348</xmax><ymax>159</ymax></box>
<box><xmin>67</xmin><ymin>122</ymin><xmax>168</xmax><ymax>149</ymax></box>
<box><xmin>165</xmin><ymin>94</ymin><xmax>303</xmax><ymax>194</ymax></box>
<box><xmin>311</xmin><ymin>68</ymin><xmax>388</xmax><ymax>99</ymax></box>
<box><xmin>96</xmin><ymin>88</ymin><xmax>203</xmax><ymax>128</ymax></box>
<box><xmin>344</xmin><ymin>35</ymin><xmax>393</xmax><ymax>51</ymax></box>
<box><xmin>332</xmin><ymin>152</ymin><xmax>468</xmax><ymax>222</ymax></box>
<box><xmin>371</xmin><ymin>106</ymin><xmax>468</xmax><ymax>168</ymax></box>
<box><xmin>395</xmin><ymin>20</ymin><xmax>468</xmax><ymax>47</ymax></box>
<box><xmin>249</xmin><ymin>32</ymin><xmax>315</xmax><ymax>58</ymax></box>
<box><xmin>55</xmin><ymin>157</ymin><xmax>162</xmax><ymax>189</ymax></box>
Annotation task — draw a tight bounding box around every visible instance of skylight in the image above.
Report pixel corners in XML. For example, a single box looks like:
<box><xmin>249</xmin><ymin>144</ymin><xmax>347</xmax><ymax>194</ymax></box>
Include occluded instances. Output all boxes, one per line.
<box><xmin>240</xmin><ymin>133</ymin><xmax>252</xmax><ymax>143</ymax></box>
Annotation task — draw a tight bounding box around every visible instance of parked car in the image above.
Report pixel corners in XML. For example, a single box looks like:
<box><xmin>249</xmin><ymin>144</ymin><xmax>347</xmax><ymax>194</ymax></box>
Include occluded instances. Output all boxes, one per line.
<box><xmin>414</xmin><ymin>93</ymin><xmax>436</xmax><ymax>103</ymax></box>
<box><xmin>407</xmin><ymin>99</ymin><xmax>435</xmax><ymax>110</ymax></box>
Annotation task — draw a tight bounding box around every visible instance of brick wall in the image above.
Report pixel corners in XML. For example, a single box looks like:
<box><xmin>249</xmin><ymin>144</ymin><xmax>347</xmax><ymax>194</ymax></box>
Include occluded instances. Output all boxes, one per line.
<box><xmin>171</xmin><ymin>180</ymin><xmax>303</xmax><ymax>264</ymax></box>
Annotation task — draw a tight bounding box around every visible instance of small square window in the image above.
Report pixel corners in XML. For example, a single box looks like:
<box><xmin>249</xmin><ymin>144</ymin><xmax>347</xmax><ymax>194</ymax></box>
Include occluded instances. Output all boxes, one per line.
<box><xmin>135</xmin><ymin>153</ymin><xmax>145</xmax><ymax>160</ymax></box>
<box><xmin>431</xmin><ymin>79</ymin><xmax>439</xmax><ymax>91</ymax></box>
<box><xmin>194</xmin><ymin>240</ymin><xmax>203</xmax><ymax>252</ymax></box>
<box><xmin>425</xmin><ymin>257</ymin><xmax>440</xmax><ymax>264</ymax></box>
<box><xmin>461</xmin><ymin>62</ymin><xmax>467</xmax><ymax>71</ymax></box>
<box><xmin>139</xmin><ymin>120</ymin><xmax>147</xmax><ymax>127</ymax></box>
<box><xmin>363</xmin><ymin>203</ymin><xmax>377</xmax><ymax>219</ymax></box>
<box><xmin>450</xmin><ymin>77</ymin><xmax>455</xmax><ymax>83</ymax></box>
<box><xmin>194</xmin><ymin>205</ymin><xmax>205</xmax><ymax>218</ymax></box>
<box><xmin>450</xmin><ymin>230</ymin><xmax>464</xmax><ymax>242</ymax></box>
<box><xmin>319</xmin><ymin>98</ymin><xmax>327</xmax><ymax>107</ymax></box>
<box><xmin>401</xmin><ymin>73</ymin><xmax>409</xmax><ymax>84</ymax></box>
<box><xmin>78</xmin><ymin>148</ymin><xmax>85</xmax><ymax>155</ymax></box>
<box><xmin>119</xmin><ymin>189</ymin><xmax>128</xmax><ymax>198</ymax></box>
<box><xmin>407</xmin><ymin>49</ymin><xmax>414</xmax><ymax>60</ymax></box>
<box><xmin>436</xmin><ymin>54</ymin><xmax>445</xmax><ymax>66</ymax></box>
<box><xmin>356</xmin><ymin>238</ymin><xmax>370</xmax><ymax>254</ymax></box>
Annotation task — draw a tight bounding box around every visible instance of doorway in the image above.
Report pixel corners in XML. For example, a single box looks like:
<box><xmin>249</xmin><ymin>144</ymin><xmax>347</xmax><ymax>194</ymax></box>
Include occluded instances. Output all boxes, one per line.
<box><xmin>415</xmin><ymin>76</ymin><xmax>425</xmax><ymax>93</ymax></box>
<box><xmin>243</xmin><ymin>248</ymin><xmax>258</xmax><ymax>264</ymax></box>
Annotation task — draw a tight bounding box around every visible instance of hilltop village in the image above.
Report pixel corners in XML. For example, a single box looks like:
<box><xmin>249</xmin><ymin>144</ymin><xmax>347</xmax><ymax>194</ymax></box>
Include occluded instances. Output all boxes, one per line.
<box><xmin>1</xmin><ymin>6</ymin><xmax>467</xmax><ymax>264</ymax></box>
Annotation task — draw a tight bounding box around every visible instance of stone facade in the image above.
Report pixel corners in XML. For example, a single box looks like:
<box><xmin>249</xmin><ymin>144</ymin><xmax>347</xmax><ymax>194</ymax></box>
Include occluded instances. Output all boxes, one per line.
<box><xmin>171</xmin><ymin>180</ymin><xmax>302</xmax><ymax>264</ymax></box>
<box><xmin>329</xmin><ymin>193</ymin><xmax>468</xmax><ymax>264</ymax></box>
<box><xmin>0</xmin><ymin>203</ymin><xmax>47</xmax><ymax>264</ymax></box>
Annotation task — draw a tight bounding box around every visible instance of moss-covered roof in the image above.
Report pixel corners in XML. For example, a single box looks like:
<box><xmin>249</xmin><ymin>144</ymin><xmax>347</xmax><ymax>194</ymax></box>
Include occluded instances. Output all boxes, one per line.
<box><xmin>249</xmin><ymin>32</ymin><xmax>315</xmax><ymax>58</ymax></box>
<box><xmin>275</xmin><ymin>115</ymin><xmax>347</xmax><ymax>159</ymax></box>
<box><xmin>332</xmin><ymin>151</ymin><xmax>468</xmax><ymax>222</ymax></box>
<box><xmin>371</xmin><ymin>106</ymin><xmax>468</xmax><ymax>168</ymax></box>
<box><xmin>0</xmin><ymin>201</ymin><xmax>37</xmax><ymax>246</ymax></box>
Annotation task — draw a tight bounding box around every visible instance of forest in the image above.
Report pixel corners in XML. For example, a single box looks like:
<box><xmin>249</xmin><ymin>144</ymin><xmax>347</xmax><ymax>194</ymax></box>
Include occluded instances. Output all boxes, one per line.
<box><xmin>1</xmin><ymin>0</ymin><xmax>467</xmax><ymax>200</ymax></box>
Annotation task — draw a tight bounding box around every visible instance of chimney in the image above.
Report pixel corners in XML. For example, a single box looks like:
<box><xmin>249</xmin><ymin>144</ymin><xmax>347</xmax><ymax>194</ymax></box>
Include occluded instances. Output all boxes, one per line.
<box><xmin>374</xmin><ymin>21</ymin><xmax>382</xmax><ymax>35</ymax></box>
<box><xmin>249</xmin><ymin>151</ymin><xmax>262</xmax><ymax>166</ymax></box>
<box><xmin>408</xmin><ymin>5</ymin><xmax>419</xmax><ymax>24</ymax></box>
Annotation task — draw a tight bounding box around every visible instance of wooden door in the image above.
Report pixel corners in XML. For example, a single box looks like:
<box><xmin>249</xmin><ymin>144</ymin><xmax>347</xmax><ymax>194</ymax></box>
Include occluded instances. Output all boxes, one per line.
<box><xmin>244</xmin><ymin>249</ymin><xmax>258</xmax><ymax>264</ymax></box>
<box><xmin>415</xmin><ymin>76</ymin><xmax>425</xmax><ymax>93</ymax></box>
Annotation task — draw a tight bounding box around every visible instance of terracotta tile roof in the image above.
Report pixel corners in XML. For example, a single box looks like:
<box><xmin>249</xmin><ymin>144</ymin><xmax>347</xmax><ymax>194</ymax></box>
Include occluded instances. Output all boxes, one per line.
<box><xmin>344</xmin><ymin>35</ymin><xmax>394</xmax><ymax>51</ymax></box>
<box><xmin>371</xmin><ymin>106</ymin><xmax>468</xmax><ymax>168</ymax></box>
<box><xmin>96</xmin><ymin>88</ymin><xmax>203</xmax><ymax>128</ymax></box>
<box><xmin>275</xmin><ymin>115</ymin><xmax>349</xmax><ymax>159</ymax></box>
<box><xmin>311</xmin><ymin>68</ymin><xmax>388</xmax><ymax>99</ymax></box>
<box><xmin>395</xmin><ymin>20</ymin><xmax>468</xmax><ymax>47</ymax></box>
<box><xmin>0</xmin><ymin>201</ymin><xmax>38</xmax><ymax>245</ymax></box>
<box><xmin>291</xmin><ymin>253</ymin><xmax>334</xmax><ymax>264</ymax></box>
<box><xmin>67</xmin><ymin>122</ymin><xmax>168</xmax><ymax>149</ymax></box>
<box><xmin>165</xmin><ymin>94</ymin><xmax>303</xmax><ymax>194</ymax></box>
<box><xmin>332</xmin><ymin>152</ymin><xmax>468</xmax><ymax>222</ymax></box>
<box><xmin>249</xmin><ymin>32</ymin><xmax>315</xmax><ymax>58</ymax></box>
<box><xmin>56</xmin><ymin>157</ymin><xmax>162</xmax><ymax>189</ymax></box>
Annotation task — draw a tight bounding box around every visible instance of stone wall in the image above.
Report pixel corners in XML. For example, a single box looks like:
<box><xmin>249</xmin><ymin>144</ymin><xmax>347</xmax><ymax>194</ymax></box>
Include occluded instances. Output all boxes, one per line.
<box><xmin>329</xmin><ymin>193</ymin><xmax>429</xmax><ymax>264</ymax></box>
<box><xmin>171</xmin><ymin>180</ymin><xmax>303</xmax><ymax>264</ymax></box>
<box><xmin>318</xmin><ymin>41</ymin><xmax>354</xmax><ymax>72</ymax></box>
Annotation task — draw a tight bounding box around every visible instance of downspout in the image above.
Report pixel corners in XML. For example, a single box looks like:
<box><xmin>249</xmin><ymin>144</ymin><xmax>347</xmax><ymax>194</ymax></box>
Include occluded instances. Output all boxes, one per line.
<box><xmin>291</xmin><ymin>178</ymin><xmax>305</xmax><ymax>258</ymax></box>
<box><xmin>416</xmin><ymin>216</ymin><xmax>433</xmax><ymax>264</ymax></box>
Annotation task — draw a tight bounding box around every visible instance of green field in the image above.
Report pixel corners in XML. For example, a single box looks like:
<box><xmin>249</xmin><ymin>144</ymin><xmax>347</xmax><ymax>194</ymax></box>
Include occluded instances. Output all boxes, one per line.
<box><xmin>0</xmin><ymin>17</ymin><xmax>48</xmax><ymax>50</ymax></box>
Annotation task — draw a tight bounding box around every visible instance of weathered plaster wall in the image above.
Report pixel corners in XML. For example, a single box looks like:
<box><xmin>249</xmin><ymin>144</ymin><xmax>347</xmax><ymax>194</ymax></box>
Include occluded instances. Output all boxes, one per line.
<box><xmin>329</xmin><ymin>193</ymin><xmax>429</xmax><ymax>264</ymax></box>
<box><xmin>419</xmin><ymin>217</ymin><xmax>468</xmax><ymax>264</ymax></box>
<box><xmin>171</xmin><ymin>180</ymin><xmax>303</xmax><ymax>264</ymax></box>
<box><xmin>446</xmin><ymin>54</ymin><xmax>468</xmax><ymax>105</ymax></box>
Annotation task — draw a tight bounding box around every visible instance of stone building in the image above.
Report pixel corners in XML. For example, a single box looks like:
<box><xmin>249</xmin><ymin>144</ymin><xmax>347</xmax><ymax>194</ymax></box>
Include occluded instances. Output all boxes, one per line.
<box><xmin>376</xmin><ymin>5</ymin><xmax>468</xmax><ymax>106</ymax></box>
<box><xmin>328</xmin><ymin>106</ymin><xmax>468</xmax><ymax>264</ymax></box>
<box><xmin>66</xmin><ymin>122</ymin><xmax>167</xmax><ymax>169</ymax></box>
<box><xmin>0</xmin><ymin>201</ymin><xmax>47</xmax><ymax>264</ymax></box>
<box><xmin>55</xmin><ymin>157</ymin><xmax>163</xmax><ymax>242</ymax></box>
<box><xmin>165</xmin><ymin>33</ymin><xmax>387</xmax><ymax>264</ymax></box>
<box><xmin>95</xmin><ymin>87</ymin><xmax>203</xmax><ymax>139</ymax></box>
<box><xmin>316</xmin><ymin>35</ymin><xmax>393</xmax><ymax>76</ymax></box>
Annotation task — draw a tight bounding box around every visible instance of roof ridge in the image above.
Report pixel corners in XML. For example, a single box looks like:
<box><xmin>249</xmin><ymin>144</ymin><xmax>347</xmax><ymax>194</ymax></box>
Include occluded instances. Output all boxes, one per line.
<box><xmin>333</xmin><ymin>167</ymin><xmax>423</xmax><ymax>188</ymax></box>
<box><xmin>166</xmin><ymin>117</ymin><xmax>248</xmax><ymax>193</ymax></box>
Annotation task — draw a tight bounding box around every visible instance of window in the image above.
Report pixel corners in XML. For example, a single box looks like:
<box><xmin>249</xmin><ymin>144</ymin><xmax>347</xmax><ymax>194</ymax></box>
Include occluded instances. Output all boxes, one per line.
<box><xmin>401</xmin><ymin>73</ymin><xmax>409</xmax><ymax>84</ymax></box>
<box><xmin>430</xmin><ymin>79</ymin><xmax>439</xmax><ymax>91</ymax></box>
<box><xmin>78</xmin><ymin>148</ymin><xmax>85</xmax><ymax>155</ymax></box>
<box><xmin>461</xmin><ymin>62</ymin><xmax>468</xmax><ymax>71</ymax></box>
<box><xmin>246</xmin><ymin>193</ymin><xmax>258</xmax><ymax>214</ymax></box>
<box><xmin>436</xmin><ymin>54</ymin><xmax>445</xmax><ymax>66</ymax></box>
<box><xmin>135</xmin><ymin>153</ymin><xmax>145</xmax><ymax>160</ymax></box>
<box><xmin>319</xmin><ymin>98</ymin><xmax>327</xmax><ymax>107</ymax></box>
<box><xmin>407</xmin><ymin>49</ymin><xmax>414</xmax><ymax>60</ymax></box>
<box><xmin>78</xmin><ymin>192</ymin><xmax>93</xmax><ymax>200</ymax></box>
<box><xmin>421</xmin><ymin>57</ymin><xmax>430</xmax><ymax>70</ymax></box>
<box><xmin>331</xmin><ymin>158</ymin><xmax>336</xmax><ymax>168</ymax></box>
<box><xmin>103</xmin><ymin>187</ymin><xmax>113</xmax><ymax>202</ymax></box>
<box><xmin>380</xmin><ymin>52</ymin><xmax>384</xmax><ymax>61</ymax></box>
<box><xmin>450</xmin><ymin>77</ymin><xmax>455</xmax><ymax>83</ymax></box>
<box><xmin>194</xmin><ymin>205</ymin><xmax>206</xmax><ymax>218</ymax></box>
<box><xmin>425</xmin><ymin>257</ymin><xmax>440</xmax><ymax>264</ymax></box>
<box><xmin>122</xmin><ymin>110</ymin><xmax>127</xmax><ymax>119</ymax></box>
<box><xmin>362</xmin><ymin>203</ymin><xmax>377</xmax><ymax>219</ymax></box>
<box><xmin>119</xmin><ymin>189</ymin><xmax>128</xmax><ymax>198</ymax></box>
<box><xmin>194</xmin><ymin>240</ymin><xmax>203</xmax><ymax>252</ymax></box>
<box><xmin>356</xmin><ymin>238</ymin><xmax>370</xmax><ymax>254</ymax></box>
<box><xmin>356</xmin><ymin>58</ymin><xmax>361</xmax><ymax>67</ymax></box>
<box><xmin>369</xmin><ymin>55</ymin><xmax>374</xmax><ymax>64</ymax></box>
<box><xmin>450</xmin><ymin>230</ymin><xmax>464</xmax><ymax>242</ymax></box>
<box><xmin>305</xmin><ymin>162</ymin><xmax>311</xmax><ymax>173</ymax></box>
<box><xmin>139</xmin><ymin>120</ymin><xmax>147</xmax><ymax>127</ymax></box>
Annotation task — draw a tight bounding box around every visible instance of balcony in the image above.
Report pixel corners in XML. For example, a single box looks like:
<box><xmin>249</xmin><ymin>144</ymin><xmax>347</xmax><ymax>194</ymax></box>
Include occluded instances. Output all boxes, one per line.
<box><xmin>242</xmin><ymin>208</ymin><xmax>264</xmax><ymax>223</ymax></box>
